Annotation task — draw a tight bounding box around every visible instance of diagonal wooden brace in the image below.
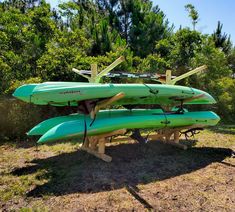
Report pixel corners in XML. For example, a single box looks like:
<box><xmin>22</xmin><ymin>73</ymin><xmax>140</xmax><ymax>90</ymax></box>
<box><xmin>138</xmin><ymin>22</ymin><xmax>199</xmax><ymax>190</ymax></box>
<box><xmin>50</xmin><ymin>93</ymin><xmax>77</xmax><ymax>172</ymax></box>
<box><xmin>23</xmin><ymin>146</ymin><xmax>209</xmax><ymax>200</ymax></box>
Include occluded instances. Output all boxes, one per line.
<box><xmin>90</xmin><ymin>92</ymin><xmax>125</xmax><ymax>119</ymax></box>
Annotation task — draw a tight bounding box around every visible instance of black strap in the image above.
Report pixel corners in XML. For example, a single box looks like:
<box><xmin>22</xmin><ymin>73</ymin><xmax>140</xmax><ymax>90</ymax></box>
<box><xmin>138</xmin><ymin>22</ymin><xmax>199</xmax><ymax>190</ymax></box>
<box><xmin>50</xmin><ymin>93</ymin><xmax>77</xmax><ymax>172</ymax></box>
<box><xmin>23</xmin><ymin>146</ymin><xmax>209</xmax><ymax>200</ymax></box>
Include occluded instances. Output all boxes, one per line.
<box><xmin>176</xmin><ymin>100</ymin><xmax>184</xmax><ymax>114</ymax></box>
<box><xmin>82</xmin><ymin>115</ymin><xmax>87</xmax><ymax>144</ymax></box>
<box><xmin>161</xmin><ymin>112</ymin><xmax>170</xmax><ymax>126</ymax></box>
<box><xmin>90</xmin><ymin>113</ymin><xmax>97</xmax><ymax>127</ymax></box>
<box><xmin>143</xmin><ymin>84</ymin><xmax>159</xmax><ymax>95</ymax></box>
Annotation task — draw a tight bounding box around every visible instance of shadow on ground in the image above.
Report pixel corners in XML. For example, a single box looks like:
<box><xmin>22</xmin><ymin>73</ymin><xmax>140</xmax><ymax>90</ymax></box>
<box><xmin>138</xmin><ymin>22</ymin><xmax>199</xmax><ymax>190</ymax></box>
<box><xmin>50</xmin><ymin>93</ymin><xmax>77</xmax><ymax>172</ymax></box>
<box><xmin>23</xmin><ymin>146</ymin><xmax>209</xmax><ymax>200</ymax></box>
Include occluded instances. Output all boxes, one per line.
<box><xmin>11</xmin><ymin>141</ymin><xmax>233</xmax><ymax>197</ymax></box>
<box><xmin>210</xmin><ymin>125</ymin><xmax>235</xmax><ymax>135</ymax></box>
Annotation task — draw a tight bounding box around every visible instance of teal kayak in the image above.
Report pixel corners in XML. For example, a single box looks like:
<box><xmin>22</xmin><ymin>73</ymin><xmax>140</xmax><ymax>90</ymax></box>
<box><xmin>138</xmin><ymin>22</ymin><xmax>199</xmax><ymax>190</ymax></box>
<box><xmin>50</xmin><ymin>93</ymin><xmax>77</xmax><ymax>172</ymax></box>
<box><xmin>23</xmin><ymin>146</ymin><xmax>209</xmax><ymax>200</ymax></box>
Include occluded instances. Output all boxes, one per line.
<box><xmin>37</xmin><ymin>111</ymin><xmax>220</xmax><ymax>144</ymax></box>
<box><xmin>28</xmin><ymin>109</ymin><xmax>164</xmax><ymax>136</ymax></box>
<box><xmin>13</xmin><ymin>82</ymin><xmax>216</xmax><ymax>107</ymax></box>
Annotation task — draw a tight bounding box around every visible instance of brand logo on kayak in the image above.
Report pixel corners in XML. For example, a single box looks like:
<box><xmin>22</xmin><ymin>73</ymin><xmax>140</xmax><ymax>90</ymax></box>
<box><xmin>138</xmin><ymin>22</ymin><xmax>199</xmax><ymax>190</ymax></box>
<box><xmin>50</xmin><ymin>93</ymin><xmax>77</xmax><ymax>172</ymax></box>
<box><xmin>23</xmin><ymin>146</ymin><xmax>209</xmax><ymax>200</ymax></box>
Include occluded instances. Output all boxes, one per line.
<box><xmin>59</xmin><ymin>91</ymin><xmax>82</xmax><ymax>95</ymax></box>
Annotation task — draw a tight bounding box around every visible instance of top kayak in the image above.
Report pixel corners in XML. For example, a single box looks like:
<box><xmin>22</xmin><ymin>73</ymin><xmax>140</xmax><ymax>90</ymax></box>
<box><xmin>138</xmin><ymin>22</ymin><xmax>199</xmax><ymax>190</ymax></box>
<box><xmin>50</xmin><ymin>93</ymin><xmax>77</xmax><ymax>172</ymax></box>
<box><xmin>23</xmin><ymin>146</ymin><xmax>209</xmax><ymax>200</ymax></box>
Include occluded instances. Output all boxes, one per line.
<box><xmin>13</xmin><ymin>82</ymin><xmax>216</xmax><ymax>107</ymax></box>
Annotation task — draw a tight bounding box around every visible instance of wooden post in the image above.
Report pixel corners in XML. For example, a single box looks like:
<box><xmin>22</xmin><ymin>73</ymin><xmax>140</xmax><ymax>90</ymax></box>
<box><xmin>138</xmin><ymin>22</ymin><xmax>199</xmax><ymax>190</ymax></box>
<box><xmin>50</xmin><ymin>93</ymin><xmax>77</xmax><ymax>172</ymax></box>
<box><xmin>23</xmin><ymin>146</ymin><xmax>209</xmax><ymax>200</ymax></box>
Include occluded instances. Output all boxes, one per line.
<box><xmin>80</xmin><ymin>129</ymin><xmax>126</xmax><ymax>162</ymax></box>
<box><xmin>91</xmin><ymin>63</ymin><xmax>98</xmax><ymax>83</ymax></box>
<box><xmin>174</xmin><ymin>131</ymin><xmax>180</xmax><ymax>143</ymax></box>
<box><xmin>110</xmin><ymin>129</ymin><xmax>187</xmax><ymax>150</ymax></box>
<box><xmin>89</xmin><ymin>137</ymin><xmax>98</xmax><ymax>150</ymax></box>
<box><xmin>165</xmin><ymin>70</ymin><xmax>172</xmax><ymax>85</ymax></box>
<box><xmin>83</xmin><ymin>137</ymin><xmax>90</xmax><ymax>148</ymax></box>
<box><xmin>98</xmin><ymin>138</ymin><xmax>106</xmax><ymax>154</ymax></box>
<box><xmin>164</xmin><ymin>132</ymin><xmax>171</xmax><ymax>143</ymax></box>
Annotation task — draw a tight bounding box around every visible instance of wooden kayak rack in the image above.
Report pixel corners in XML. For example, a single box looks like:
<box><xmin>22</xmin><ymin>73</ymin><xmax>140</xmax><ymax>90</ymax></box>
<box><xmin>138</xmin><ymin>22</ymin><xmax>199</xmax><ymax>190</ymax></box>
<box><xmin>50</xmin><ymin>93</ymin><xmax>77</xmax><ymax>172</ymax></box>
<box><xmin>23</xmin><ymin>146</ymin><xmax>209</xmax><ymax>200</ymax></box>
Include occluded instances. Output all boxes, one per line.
<box><xmin>81</xmin><ymin>92</ymin><xmax>127</xmax><ymax>162</ymax></box>
<box><xmin>80</xmin><ymin>126</ymin><xmax>202</xmax><ymax>162</ymax></box>
<box><xmin>72</xmin><ymin>56</ymin><xmax>207</xmax><ymax>85</ymax></box>
<box><xmin>73</xmin><ymin>57</ymin><xmax>207</xmax><ymax>162</ymax></box>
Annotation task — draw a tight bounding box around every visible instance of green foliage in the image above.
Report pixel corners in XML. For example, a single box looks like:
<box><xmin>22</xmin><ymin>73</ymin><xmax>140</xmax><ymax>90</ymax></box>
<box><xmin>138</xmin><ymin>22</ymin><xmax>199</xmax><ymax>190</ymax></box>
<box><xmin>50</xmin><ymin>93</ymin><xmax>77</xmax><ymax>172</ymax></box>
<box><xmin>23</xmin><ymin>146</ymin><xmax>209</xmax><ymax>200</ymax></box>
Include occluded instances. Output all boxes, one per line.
<box><xmin>137</xmin><ymin>54</ymin><xmax>170</xmax><ymax>73</ymax></box>
<box><xmin>0</xmin><ymin>0</ymin><xmax>57</xmax><ymax>93</ymax></box>
<box><xmin>6</xmin><ymin>77</ymin><xmax>42</xmax><ymax>94</ymax></box>
<box><xmin>0</xmin><ymin>99</ymin><xmax>43</xmax><ymax>140</ymax></box>
<box><xmin>190</xmin><ymin>36</ymin><xmax>231</xmax><ymax>88</ymax></box>
<box><xmin>36</xmin><ymin>28</ymin><xmax>91</xmax><ymax>81</ymax></box>
<box><xmin>212</xmin><ymin>21</ymin><xmax>232</xmax><ymax>54</ymax></box>
<box><xmin>227</xmin><ymin>48</ymin><xmax>235</xmax><ymax>76</ymax></box>
<box><xmin>156</xmin><ymin>28</ymin><xmax>202</xmax><ymax>75</ymax></box>
<box><xmin>209</xmin><ymin>77</ymin><xmax>235</xmax><ymax>122</ymax></box>
<box><xmin>0</xmin><ymin>0</ymin><xmax>234</xmax><ymax>128</ymax></box>
<box><xmin>185</xmin><ymin>4</ymin><xmax>199</xmax><ymax>30</ymax></box>
<box><xmin>129</xmin><ymin>3</ymin><xmax>172</xmax><ymax>57</ymax></box>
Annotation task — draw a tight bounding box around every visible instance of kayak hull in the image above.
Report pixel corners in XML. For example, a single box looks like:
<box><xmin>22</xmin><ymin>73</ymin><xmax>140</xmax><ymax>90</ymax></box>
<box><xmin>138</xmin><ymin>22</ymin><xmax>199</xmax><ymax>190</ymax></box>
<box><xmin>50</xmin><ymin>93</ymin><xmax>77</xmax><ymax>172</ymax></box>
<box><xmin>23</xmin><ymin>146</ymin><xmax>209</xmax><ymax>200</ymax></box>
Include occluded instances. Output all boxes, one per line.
<box><xmin>28</xmin><ymin>109</ymin><xmax>164</xmax><ymax>136</ymax></box>
<box><xmin>37</xmin><ymin>111</ymin><xmax>220</xmax><ymax>144</ymax></box>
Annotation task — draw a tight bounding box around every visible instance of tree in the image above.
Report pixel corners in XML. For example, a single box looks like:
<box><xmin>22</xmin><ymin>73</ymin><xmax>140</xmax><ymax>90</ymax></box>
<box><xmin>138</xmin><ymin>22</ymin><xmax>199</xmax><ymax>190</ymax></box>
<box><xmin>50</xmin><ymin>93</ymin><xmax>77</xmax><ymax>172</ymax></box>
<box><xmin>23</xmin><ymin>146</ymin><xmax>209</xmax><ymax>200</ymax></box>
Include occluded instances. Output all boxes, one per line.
<box><xmin>59</xmin><ymin>1</ymin><xmax>122</xmax><ymax>56</ymax></box>
<box><xmin>189</xmin><ymin>35</ymin><xmax>232</xmax><ymax>90</ymax></box>
<box><xmin>0</xmin><ymin>0</ymin><xmax>56</xmax><ymax>93</ymax></box>
<box><xmin>129</xmin><ymin>3</ymin><xmax>172</xmax><ymax>57</ymax></box>
<box><xmin>91</xmin><ymin>0</ymin><xmax>172</xmax><ymax>57</ymax></box>
<box><xmin>0</xmin><ymin>0</ymin><xmax>40</xmax><ymax>13</ymax></box>
<box><xmin>155</xmin><ymin>28</ymin><xmax>202</xmax><ymax>75</ymax></box>
<box><xmin>227</xmin><ymin>47</ymin><xmax>235</xmax><ymax>78</ymax></box>
<box><xmin>36</xmin><ymin>28</ymin><xmax>91</xmax><ymax>81</ymax></box>
<box><xmin>210</xmin><ymin>77</ymin><xmax>235</xmax><ymax>122</ymax></box>
<box><xmin>212</xmin><ymin>21</ymin><xmax>232</xmax><ymax>54</ymax></box>
<box><xmin>185</xmin><ymin>4</ymin><xmax>199</xmax><ymax>30</ymax></box>
<box><xmin>136</xmin><ymin>54</ymin><xmax>170</xmax><ymax>73</ymax></box>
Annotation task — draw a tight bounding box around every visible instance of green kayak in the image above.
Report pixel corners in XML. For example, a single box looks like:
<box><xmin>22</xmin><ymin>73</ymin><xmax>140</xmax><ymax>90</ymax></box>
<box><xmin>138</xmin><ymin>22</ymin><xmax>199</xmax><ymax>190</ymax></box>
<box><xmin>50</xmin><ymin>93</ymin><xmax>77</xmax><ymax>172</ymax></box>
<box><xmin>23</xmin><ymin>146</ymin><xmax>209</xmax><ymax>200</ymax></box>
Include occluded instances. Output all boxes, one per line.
<box><xmin>13</xmin><ymin>82</ymin><xmax>216</xmax><ymax>107</ymax></box>
<box><xmin>28</xmin><ymin>109</ymin><xmax>164</xmax><ymax>136</ymax></box>
<box><xmin>37</xmin><ymin>111</ymin><xmax>220</xmax><ymax>144</ymax></box>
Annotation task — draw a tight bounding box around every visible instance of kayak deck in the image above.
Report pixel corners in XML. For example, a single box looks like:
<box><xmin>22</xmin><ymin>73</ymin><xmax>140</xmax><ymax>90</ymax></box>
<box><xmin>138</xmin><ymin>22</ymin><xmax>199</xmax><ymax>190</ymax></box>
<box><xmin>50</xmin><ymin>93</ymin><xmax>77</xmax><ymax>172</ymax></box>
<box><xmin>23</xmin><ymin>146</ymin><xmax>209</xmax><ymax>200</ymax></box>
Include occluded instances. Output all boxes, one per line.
<box><xmin>13</xmin><ymin>82</ymin><xmax>216</xmax><ymax>107</ymax></box>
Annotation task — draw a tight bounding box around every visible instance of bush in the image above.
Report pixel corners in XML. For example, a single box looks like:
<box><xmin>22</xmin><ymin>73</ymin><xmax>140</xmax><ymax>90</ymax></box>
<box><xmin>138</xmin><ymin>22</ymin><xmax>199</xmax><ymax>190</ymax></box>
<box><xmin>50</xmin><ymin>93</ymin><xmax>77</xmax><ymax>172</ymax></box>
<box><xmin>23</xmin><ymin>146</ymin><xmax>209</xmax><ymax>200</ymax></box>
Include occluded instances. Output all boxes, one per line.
<box><xmin>0</xmin><ymin>98</ymin><xmax>42</xmax><ymax>141</ymax></box>
<box><xmin>0</xmin><ymin>96</ymin><xmax>67</xmax><ymax>142</ymax></box>
<box><xmin>209</xmin><ymin>77</ymin><xmax>235</xmax><ymax>123</ymax></box>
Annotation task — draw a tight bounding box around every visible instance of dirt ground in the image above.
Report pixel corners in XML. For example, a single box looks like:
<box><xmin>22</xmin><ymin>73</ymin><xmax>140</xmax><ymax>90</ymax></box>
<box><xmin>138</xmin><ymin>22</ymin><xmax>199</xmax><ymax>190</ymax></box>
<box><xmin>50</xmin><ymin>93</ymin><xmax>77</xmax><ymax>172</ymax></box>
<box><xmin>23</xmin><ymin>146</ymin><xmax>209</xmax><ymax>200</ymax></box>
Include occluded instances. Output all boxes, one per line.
<box><xmin>0</xmin><ymin>126</ymin><xmax>234</xmax><ymax>211</ymax></box>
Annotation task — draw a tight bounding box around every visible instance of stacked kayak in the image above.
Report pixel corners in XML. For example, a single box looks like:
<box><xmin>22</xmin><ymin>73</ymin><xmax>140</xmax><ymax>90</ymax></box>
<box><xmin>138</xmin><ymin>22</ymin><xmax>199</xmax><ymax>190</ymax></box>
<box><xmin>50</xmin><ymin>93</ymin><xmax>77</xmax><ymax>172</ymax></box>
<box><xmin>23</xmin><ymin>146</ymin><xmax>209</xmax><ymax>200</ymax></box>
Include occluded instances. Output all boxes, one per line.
<box><xmin>13</xmin><ymin>82</ymin><xmax>216</xmax><ymax>107</ymax></box>
<box><xmin>13</xmin><ymin>82</ymin><xmax>220</xmax><ymax>144</ymax></box>
<box><xmin>28</xmin><ymin>110</ymin><xmax>220</xmax><ymax>144</ymax></box>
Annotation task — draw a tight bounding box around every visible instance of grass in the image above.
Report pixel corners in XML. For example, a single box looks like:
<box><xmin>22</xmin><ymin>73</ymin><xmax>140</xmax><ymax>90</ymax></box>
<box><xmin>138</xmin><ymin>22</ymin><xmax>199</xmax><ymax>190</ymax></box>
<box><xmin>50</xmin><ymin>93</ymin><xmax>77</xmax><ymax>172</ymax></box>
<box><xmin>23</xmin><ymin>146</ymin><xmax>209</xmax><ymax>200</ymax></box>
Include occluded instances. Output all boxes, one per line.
<box><xmin>0</xmin><ymin>125</ymin><xmax>234</xmax><ymax>211</ymax></box>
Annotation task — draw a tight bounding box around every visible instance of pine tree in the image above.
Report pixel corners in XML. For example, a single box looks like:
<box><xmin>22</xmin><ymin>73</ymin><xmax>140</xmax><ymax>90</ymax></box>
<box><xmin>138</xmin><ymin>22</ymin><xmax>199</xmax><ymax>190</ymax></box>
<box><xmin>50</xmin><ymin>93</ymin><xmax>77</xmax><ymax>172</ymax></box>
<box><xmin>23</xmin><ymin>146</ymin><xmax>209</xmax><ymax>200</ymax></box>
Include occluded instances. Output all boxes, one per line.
<box><xmin>212</xmin><ymin>21</ymin><xmax>232</xmax><ymax>54</ymax></box>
